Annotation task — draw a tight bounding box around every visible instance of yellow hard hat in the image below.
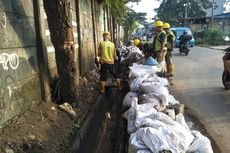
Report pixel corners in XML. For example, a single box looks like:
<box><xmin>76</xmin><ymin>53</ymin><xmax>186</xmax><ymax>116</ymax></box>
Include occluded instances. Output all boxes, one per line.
<box><xmin>163</xmin><ymin>23</ymin><xmax>170</xmax><ymax>29</ymax></box>
<box><xmin>103</xmin><ymin>31</ymin><xmax>110</xmax><ymax>35</ymax></box>
<box><xmin>134</xmin><ymin>39</ymin><xmax>140</xmax><ymax>46</ymax></box>
<box><xmin>155</xmin><ymin>20</ymin><xmax>163</xmax><ymax>27</ymax></box>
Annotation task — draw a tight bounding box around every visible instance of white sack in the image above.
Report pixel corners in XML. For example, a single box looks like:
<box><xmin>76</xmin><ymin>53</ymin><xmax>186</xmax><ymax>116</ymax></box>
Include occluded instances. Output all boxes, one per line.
<box><xmin>130</xmin><ymin>73</ymin><xmax>151</xmax><ymax>92</ymax></box>
<box><xmin>129</xmin><ymin>132</ymin><xmax>148</xmax><ymax>152</ymax></box>
<box><xmin>165</xmin><ymin>109</ymin><xmax>176</xmax><ymax>120</ymax></box>
<box><xmin>148</xmin><ymin>112</ymin><xmax>194</xmax><ymax>151</ymax></box>
<box><xmin>138</xmin><ymin>93</ymin><xmax>165</xmax><ymax>111</ymax></box>
<box><xmin>140</xmin><ymin>82</ymin><xmax>179</xmax><ymax>106</ymax></box>
<box><xmin>140</xmin><ymin>118</ymin><xmax>193</xmax><ymax>153</ymax></box>
<box><xmin>136</xmin><ymin>150</ymin><xmax>152</xmax><ymax>153</ymax></box>
<box><xmin>175</xmin><ymin>113</ymin><xmax>190</xmax><ymax>130</ymax></box>
<box><xmin>144</xmin><ymin>74</ymin><xmax>169</xmax><ymax>87</ymax></box>
<box><xmin>187</xmin><ymin>131</ymin><xmax>213</xmax><ymax>153</ymax></box>
<box><xmin>137</xmin><ymin>127</ymin><xmax>173</xmax><ymax>153</ymax></box>
<box><xmin>123</xmin><ymin>91</ymin><xmax>138</xmax><ymax>107</ymax></box>
<box><xmin>127</xmin><ymin>98</ymin><xmax>138</xmax><ymax>134</ymax></box>
<box><xmin>129</xmin><ymin>64</ymin><xmax>161</xmax><ymax>79</ymax></box>
<box><xmin>134</xmin><ymin>101</ymin><xmax>157</xmax><ymax>129</ymax></box>
<box><xmin>140</xmin><ymin>82</ymin><xmax>169</xmax><ymax>95</ymax></box>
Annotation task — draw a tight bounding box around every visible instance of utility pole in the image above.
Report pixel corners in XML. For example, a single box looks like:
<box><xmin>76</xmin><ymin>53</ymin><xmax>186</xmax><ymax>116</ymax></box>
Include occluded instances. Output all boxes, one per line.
<box><xmin>184</xmin><ymin>0</ymin><xmax>190</xmax><ymax>27</ymax></box>
<box><xmin>211</xmin><ymin>0</ymin><xmax>215</xmax><ymax>29</ymax></box>
<box><xmin>184</xmin><ymin>3</ymin><xmax>188</xmax><ymax>26</ymax></box>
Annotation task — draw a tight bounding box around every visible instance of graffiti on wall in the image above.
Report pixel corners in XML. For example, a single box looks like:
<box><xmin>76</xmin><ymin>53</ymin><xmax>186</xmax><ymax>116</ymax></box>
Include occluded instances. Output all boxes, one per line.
<box><xmin>0</xmin><ymin>53</ymin><xmax>19</xmax><ymax>70</ymax></box>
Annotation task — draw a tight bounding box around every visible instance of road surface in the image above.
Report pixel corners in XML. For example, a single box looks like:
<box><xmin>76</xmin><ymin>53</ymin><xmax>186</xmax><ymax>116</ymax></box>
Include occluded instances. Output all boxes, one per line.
<box><xmin>172</xmin><ymin>47</ymin><xmax>230</xmax><ymax>153</ymax></box>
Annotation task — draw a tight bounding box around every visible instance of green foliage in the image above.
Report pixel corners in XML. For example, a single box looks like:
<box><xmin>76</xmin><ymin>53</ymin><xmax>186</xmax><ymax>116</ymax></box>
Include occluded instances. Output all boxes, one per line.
<box><xmin>157</xmin><ymin>0</ymin><xmax>212</xmax><ymax>26</ymax></box>
<box><xmin>196</xmin><ymin>29</ymin><xmax>225</xmax><ymax>46</ymax></box>
<box><xmin>98</xmin><ymin>0</ymin><xmax>126</xmax><ymax>24</ymax></box>
<box><xmin>123</xmin><ymin>8</ymin><xmax>147</xmax><ymax>39</ymax></box>
<box><xmin>98</xmin><ymin>0</ymin><xmax>146</xmax><ymax>41</ymax></box>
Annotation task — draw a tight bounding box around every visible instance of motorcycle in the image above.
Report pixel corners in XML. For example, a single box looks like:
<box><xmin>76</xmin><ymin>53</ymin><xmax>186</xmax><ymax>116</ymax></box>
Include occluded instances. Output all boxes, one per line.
<box><xmin>222</xmin><ymin>47</ymin><xmax>230</xmax><ymax>89</ymax></box>
<box><xmin>179</xmin><ymin>41</ymin><xmax>190</xmax><ymax>56</ymax></box>
<box><xmin>179</xmin><ymin>35</ymin><xmax>192</xmax><ymax>56</ymax></box>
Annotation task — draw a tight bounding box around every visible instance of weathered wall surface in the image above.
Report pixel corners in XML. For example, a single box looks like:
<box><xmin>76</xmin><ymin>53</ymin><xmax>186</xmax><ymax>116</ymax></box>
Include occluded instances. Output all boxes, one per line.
<box><xmin>0</xmin><ymin>0</ymin><xmax>41</xmax><ymax>126</ymax></box>
<box><xmin>79</xmin><ymin>0</ymin><xmax>95</xmax><ymax>73</ymax></box>
<box><xmin>0</xmin><ymin>0</ymin><xmax>124</xmax><ymax>128</ymax></box>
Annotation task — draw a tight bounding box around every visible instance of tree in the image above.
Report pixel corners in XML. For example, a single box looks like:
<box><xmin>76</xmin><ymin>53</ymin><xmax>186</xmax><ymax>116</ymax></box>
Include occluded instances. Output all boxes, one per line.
<box><xmin>157</xmin><ymin>0</ymin><xmax>212</xmax><ymax>25</ymax></box>
<box><xmin>43</xmin><ymin>0</ymin><xmax>78</xmax><ymax>105</ymax></box>
<box><xmin>123</xmin><ymin>8</ymin><xmax>147</xmax><ymax>42</ymax></box>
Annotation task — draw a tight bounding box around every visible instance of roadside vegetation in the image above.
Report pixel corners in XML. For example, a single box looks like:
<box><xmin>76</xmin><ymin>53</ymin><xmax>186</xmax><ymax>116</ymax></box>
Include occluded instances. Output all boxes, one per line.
<box><xmin>195</xmin><ymin>29</ymin><xmax>229</xmax><ymax>46</ymax></box>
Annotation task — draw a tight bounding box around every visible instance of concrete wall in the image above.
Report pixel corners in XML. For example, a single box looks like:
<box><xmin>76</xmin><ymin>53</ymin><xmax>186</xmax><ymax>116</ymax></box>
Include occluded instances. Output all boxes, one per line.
<box><xmin>0</xmin><ymin>0</ymin><xmax>41</xmax><ymax>127</ymax></box>
<box><xmin>0</xmin><ymin>0</ymin><xmax>124</xmax><ymax>128</ymax></box>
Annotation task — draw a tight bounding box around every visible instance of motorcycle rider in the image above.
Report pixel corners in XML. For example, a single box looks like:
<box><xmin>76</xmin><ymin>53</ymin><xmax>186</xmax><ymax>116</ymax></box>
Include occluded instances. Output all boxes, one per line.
<box><xmin>179</xmin><ymin>31</ymin><xmax>191</xmax><ymax>51</ymax></box>
<box><xmin>163</xmin><ymin>22</ymin><xmax>175</xmax><ymax>76</ymax></box>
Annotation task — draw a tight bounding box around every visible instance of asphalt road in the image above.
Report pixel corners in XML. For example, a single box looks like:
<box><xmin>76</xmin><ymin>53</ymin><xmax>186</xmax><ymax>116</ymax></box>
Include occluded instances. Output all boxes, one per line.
<box><xmin>172</xmin><ymin>46</ymin><xmax>230</xmax><ymax>153</ymax></box>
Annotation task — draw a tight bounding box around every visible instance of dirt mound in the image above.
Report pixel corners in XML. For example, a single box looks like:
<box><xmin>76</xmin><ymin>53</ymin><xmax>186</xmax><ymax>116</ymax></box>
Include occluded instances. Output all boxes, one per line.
<box><xmin>0</xmin><ymin>70</ymin><xmax>100</xmax><ymax>153</ymax></box>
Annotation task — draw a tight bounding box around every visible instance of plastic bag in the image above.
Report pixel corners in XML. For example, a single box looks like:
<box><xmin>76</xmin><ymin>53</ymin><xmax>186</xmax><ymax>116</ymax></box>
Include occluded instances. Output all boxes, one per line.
<box><xmin>175</xmin><ymin>113</ymin><xmax>190</xmax><ymax>130</ymax></box>
<box><xmin>164</xmin><ymin>109</ymin><xmax>176</xmax><ymax>120</ymax></box>
<box><xmin>137</xmin><ymin>127</ymin><xmax>174</xmax><ymax>153</ymax></box>
<box><xmin>127</xmin><ymin>98</ymin><xmax>138</xmax><ymax>134</ymax></box>
<box><xmin>187</xmin><ymin>131</ymin><xmax>213</xmax><ymax>153</ymax></box>
<box><xmin>139</xmin><ymin>93</ymin><xmax>161</xmax><ymax>105</ymax></box>
<box><xmin>123</xmin><ymin>92</ymin><xmax>138</xmax><ymax>107</ymax></box>
<box><xmin>149</xmin><ymin>112</ymin><xmax>194</xmax><ymax>151</ymax></box>
<box><xmin>129</xmin><ymin>131</ymin><xmax>148</xmax><ymax>152</ymax></box>
<box><xmin>140</xmin><ymin>82</ymin><xmax>169</xmax><ymax>95</ymax></box>
<box><xmin>143</xmin><ymin>75</ymin><xmax>169</xmax><ymax>87</ymax></box>
<box><xmin>136</xmin><ymin>150</ymin><xmax>152</xmax><ymax>153</ymax></box>
<box><xmin>130</xmin><ymin>73</ymin><xmax>151</xmax><ymax>92</ymax></box>
<box><xmin>140</xmin><ymin>117</ymin><xmax>194</xmax><ymax>153</ymax></box>
<box><xmin>138</xmin><ymin>93</ymin><xmax>165</xmax><ymax>111</ymax></box>
<box><xmin>129</xmin><ymin>64</ymin><xmax>161</xmax><ymax>79</ymax></box>
<box><xmin>134</xmin><ymin>101</ymin><xmax>157</xmax><ymax>129</ymax></box>
<box><xmin>140</xmin><ymin>83</ymin><xmax>179</xmax><ymax>107</ymax></box>
<box><xmin>143</xmin><ymin>56</ymin><xmax>158</xmax><ymax>66</ymax></box>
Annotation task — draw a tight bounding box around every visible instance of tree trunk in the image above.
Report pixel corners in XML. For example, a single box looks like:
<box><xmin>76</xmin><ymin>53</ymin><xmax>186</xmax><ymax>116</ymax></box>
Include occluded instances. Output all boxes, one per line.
<box><xmin>43</xmin><ymin>0</ymin><xmax>78</xmax><ymax>104</ymax></box>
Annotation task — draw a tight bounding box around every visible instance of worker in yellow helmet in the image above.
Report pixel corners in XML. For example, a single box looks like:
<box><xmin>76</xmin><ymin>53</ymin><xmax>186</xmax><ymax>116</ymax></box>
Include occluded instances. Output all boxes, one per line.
<box><xmin>163</xmin><ymin>22</ymin><xmax>175</xmax><ymax>77</ymax></box>
<box><xmin>133</xmin><ymin>38</ymin><xmax>144</xmax><ymax>51</ymax></box>
<box><xmin>134</xmin><ymin>39</ymin><xmax>140</xmax><ymax>46</ymax></box>
<box><xmin>97</xmin><ymin>31</ymin><xmax>121</xmax><ymax>94</ymax></box>
<box><xmin>153</xmin><ymin>20</ymin><xmax>167</xmax><ymax>63</ymax></box>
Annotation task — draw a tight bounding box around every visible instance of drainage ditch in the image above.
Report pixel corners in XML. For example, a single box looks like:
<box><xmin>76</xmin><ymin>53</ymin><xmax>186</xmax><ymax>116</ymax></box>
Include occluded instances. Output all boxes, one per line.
<box><xmin>71</xmin><ymin>85</ymin><xmax>220</xmax><ymax>153</ymax></box>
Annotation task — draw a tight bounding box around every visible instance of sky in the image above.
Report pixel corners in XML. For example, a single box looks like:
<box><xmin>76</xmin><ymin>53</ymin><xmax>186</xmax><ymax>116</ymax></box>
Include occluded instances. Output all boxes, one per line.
<box><xmin>127</xmin><ymin>0</ymin><xmax>160</xmax><ymax>22</ymax></box>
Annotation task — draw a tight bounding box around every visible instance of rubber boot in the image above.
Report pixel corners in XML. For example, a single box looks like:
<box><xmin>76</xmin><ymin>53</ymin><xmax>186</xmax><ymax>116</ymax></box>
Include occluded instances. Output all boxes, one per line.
<box><xmin>167</xmin><ymin>64</ymin><xmax>174</xmax><ymax>77</ymax></box>
<box><xmin>100</xmin><ymin>81</ymin><xmax>106</xmax><ymax>94</ymax></box>
<box><xmin>115</xmin><ymin>79</ymin><xmax>121</xmax><ymax>91</ymax></box>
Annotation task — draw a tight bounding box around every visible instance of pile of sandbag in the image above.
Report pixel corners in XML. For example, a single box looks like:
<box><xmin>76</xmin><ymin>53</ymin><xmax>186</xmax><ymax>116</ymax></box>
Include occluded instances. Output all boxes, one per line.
<box><xmin>120</xmin><ymin>46</ymin><xmax>144</xmax><ymax>64</ymax></box>
<box><xmin>123</xmin><ymin>63</ymin><xmax>213</xmax><ymax>153</ymax></box>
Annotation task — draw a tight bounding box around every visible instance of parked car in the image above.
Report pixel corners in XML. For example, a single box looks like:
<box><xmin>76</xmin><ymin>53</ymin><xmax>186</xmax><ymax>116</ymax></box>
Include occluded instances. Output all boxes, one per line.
<box><xmin>171</xmin><ymin>27</ymin><xmax>195</xmax><ymax>47</ymax></box>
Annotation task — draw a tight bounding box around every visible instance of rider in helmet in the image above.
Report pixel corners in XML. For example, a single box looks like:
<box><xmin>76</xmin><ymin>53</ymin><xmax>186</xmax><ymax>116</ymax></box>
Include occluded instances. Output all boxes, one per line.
<box><xmin>179</xmin><ymin>31</ymin><xmax>190</xmax><ymax>51</ymax></box>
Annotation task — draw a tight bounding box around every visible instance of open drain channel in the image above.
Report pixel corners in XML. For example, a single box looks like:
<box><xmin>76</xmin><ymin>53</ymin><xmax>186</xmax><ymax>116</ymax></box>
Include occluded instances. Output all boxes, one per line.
<box><xmin>71</xmin><ymin>86</ymin><xmax>220</xmax><ymax>153</ymax></box>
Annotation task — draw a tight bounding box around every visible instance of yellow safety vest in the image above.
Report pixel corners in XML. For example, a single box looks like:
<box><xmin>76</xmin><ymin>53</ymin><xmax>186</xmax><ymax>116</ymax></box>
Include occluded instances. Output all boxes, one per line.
<box><xmin>155</xmin><ymin>30</ymin><xmax>167</xmax><ymax>52</ymax></box>
<box><xmin>99</xmin><ymin>41</ymin><xmax>115</xmax><ymax>64</ymax></box>
<box><xmin>166</xmin><ymin>31</ymin><xmax>175</xmax><ymax>50</ymax></box>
